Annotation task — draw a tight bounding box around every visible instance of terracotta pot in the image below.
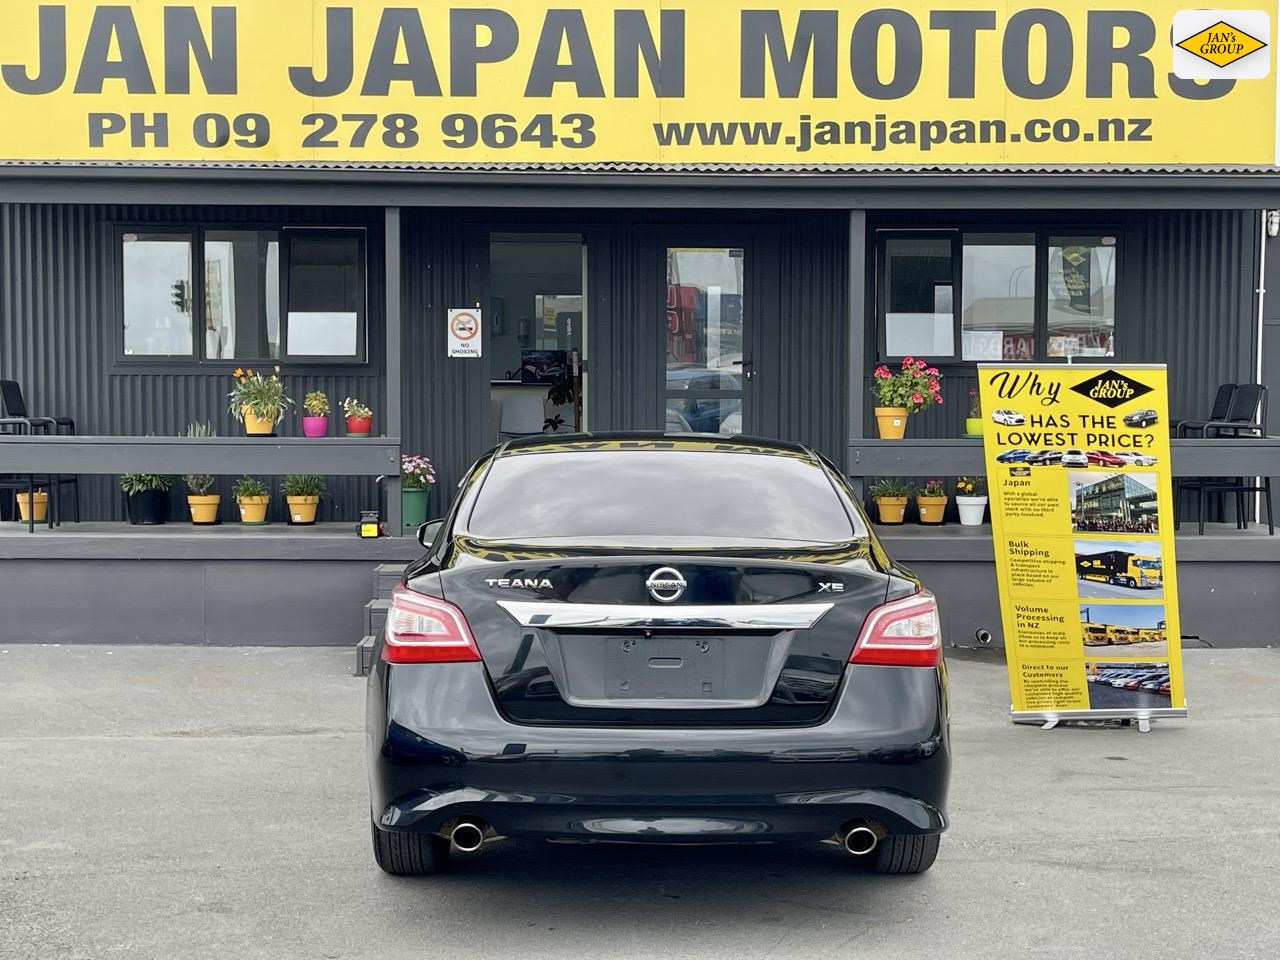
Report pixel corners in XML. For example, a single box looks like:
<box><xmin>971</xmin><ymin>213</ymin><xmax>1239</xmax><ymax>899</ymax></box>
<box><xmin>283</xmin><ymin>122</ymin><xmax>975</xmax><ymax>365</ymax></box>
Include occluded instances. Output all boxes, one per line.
<box><xmin>15</xmin><ymin>490</ymin><xmax>48</xmax><ymax>523</ymax></box>
<box><xmin>285</xmin><ymin>495</ymin><xmax>319</xmax><ymax>525</ymax></box>
<box><xmin>187</xmin><ymin>494</ymin><xmax>221</xmax><ymax>525</ymax></box>
<box><xmin>237</xmin><ymin>496</ymin><xmax>270</xmax><ymax>524</ymax></box>
<box><xmin>346</xmin><ymin>415</ymin><xmax>373</xmax><ymax>437</ymax></box>
<box><xmin>242</xmin><ymin>406</ymin><xmax>275</xmax><ymax>435</ymax></box>
<box><xmin>301</xmin><ymin>415</ymin><xmax>328</xmax><ymax>438</ymax></box>
<box><xmin>874</xmin><ymin>406</ymin><xmax>908</xmax><ymax>439</ymax></box>
<box><xmin>956</xmin><ymin>495</ymin><xmax>988</xmax><ymax>526</ymax></box>
<box><xmin>875</xmin><ymin>496</ymin><xmax>909</xmax><ymax>524</ymax></box>
<box><xmin>964</xmin><ymin>417</ymin><xmax>984</xmax><ymax>437</ymax></box>
<box><xmin>916</xmin><ymin>495</ymin><xmax>949</xmax><ymax>525</ymax></box>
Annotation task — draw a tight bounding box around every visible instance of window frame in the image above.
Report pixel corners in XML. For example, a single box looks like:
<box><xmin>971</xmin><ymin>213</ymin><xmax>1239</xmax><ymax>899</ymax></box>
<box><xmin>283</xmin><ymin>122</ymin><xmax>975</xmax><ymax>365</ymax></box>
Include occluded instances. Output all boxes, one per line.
<box><xmin>114</xmin><ymin>222</ymin><xmax>370</xmax><ymax>367</ymax></box>
<box><xmin>874</xmin><ymin>225</ymin><xmax>1123</xmax><ymax>367</ymax></box>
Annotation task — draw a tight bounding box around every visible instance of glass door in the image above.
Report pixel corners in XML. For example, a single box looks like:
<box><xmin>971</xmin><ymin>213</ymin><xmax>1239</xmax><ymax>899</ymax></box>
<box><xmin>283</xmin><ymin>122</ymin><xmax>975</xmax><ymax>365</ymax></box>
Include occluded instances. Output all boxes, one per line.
<box><xmin>665</xmin><ymin>247</ymin><xmax>748</xmax><ymax>434</ymax></box>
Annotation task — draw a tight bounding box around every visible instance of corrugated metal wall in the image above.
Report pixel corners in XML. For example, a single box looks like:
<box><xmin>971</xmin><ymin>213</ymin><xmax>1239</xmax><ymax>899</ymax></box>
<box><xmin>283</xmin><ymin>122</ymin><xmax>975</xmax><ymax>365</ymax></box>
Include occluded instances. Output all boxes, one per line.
<box><xmin>1</xmin><ymin>204</ymin><xmax>386</xmax><ymax>521</ymax></box>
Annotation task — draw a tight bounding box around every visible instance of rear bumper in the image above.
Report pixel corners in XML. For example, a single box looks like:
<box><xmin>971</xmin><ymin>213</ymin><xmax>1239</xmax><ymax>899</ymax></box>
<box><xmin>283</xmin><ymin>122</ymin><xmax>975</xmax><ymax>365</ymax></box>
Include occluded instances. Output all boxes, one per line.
<box><xmin>367</xmin><ymin>661</ymin><xmax>950</xmax><ymax>843</ymax></box>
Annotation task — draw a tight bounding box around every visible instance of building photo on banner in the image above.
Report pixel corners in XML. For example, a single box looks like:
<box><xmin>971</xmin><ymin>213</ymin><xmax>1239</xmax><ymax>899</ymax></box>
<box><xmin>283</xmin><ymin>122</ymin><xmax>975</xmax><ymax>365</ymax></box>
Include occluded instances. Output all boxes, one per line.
<box><xmin>978</xmin><ymin>365</ymin><xmax>1186</xmax><ymax>730</ymax></box>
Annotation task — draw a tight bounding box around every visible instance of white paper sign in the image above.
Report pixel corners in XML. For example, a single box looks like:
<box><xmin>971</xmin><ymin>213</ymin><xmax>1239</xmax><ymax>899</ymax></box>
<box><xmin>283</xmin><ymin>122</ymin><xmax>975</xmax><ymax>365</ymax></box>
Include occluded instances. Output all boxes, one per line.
<box><xmin>448</xmin><ymin>308</ymin><xmax>482</xmax><ymax>358</ymax></box>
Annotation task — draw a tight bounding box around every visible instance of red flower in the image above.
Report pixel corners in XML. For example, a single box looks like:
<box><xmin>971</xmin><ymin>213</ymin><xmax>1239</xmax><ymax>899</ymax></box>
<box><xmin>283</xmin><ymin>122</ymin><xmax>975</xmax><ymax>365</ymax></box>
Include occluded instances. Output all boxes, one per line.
<box><xmin>901</xmin><ymin>355</ymin><xmax>915</xmax><ymax>368</ymax></box>
<box><xmin>937</xmin><ymin>396</ymin><xmax>944</xmax><ymax>404</ymax></box>
<box><xmin>874</xmin><ymin>366</ymin><xmax>891</xmax><ymax>379</ymax></box>
<box><xmin>926</xmin><ymin>367</ymin><xmax>940</xmax><ymax>376</ymax></box>
<box><xmin>911</xmin><ymin>392</ymin><xmax>924</xmax><ymax>405</ymax></box>
<box><xmin>916</xmin><ymin>360</ymin><xmax>927</xmax><ymax>370</ymax></box>
<box><xmin>928</xmin><ymin>379</ymin><xmax>940</xmax><ymax>392</ymax></box>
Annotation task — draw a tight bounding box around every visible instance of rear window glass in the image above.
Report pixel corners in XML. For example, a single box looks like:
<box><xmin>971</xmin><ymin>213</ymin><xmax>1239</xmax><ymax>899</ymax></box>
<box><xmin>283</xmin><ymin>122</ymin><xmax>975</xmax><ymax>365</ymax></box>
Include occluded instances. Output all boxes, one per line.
<box><xmin>467</xmin><ymin>449</ymin><xmax>859</xmax><ymax>543</ymax></box>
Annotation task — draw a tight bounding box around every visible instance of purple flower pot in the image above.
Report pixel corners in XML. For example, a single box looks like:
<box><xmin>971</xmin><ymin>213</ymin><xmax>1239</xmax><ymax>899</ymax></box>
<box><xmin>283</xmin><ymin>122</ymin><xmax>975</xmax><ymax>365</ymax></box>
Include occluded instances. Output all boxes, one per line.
<box><xmin>302</xmin><ymin>415</ymin><xmax>328</xmax><ymax>438</ymax></box>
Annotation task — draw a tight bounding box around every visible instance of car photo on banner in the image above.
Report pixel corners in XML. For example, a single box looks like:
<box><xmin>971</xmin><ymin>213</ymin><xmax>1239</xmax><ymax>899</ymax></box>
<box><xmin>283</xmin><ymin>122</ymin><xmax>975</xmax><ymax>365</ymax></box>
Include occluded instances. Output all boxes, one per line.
<box><xmin>1070</xmin><ymin>471</ymin><xmax>1160</xmax><ymax>533</ymax></box>
<box><xmin>1086</xmin><ymin>662</ymin><xmax>1172</xmax><ymax>709</ymax></box>
<box><xmin>1079</xmin><ymin>603</ymin><xmax>1169</xmax><ymax>657</ymax></box>
<box><xmin>991</xmin><ymin>409</ymin><xmax>1026</xmax><ymax>426</ymax></box>
<box><xmin>1075</xmin><ymin>537</ymin><xmax>1164</xmax><ymax>599</ymax></box>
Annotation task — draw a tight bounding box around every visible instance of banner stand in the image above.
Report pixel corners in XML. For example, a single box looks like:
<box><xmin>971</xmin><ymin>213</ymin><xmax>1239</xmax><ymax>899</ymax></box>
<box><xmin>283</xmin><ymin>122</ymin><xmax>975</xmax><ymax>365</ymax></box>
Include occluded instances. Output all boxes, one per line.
<box><xmin>977</xmin><ymin>364</ymin><xmax>1187</xmax><ymax>732</ymax></box>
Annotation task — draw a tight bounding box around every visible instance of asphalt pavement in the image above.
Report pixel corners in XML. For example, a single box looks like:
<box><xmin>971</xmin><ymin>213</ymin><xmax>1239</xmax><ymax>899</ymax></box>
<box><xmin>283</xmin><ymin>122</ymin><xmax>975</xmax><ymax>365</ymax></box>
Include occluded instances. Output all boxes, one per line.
<box><xmin>2</xmin><ymin>644</ymin><xmax>1279</xmax><ymax>960</ymax></box>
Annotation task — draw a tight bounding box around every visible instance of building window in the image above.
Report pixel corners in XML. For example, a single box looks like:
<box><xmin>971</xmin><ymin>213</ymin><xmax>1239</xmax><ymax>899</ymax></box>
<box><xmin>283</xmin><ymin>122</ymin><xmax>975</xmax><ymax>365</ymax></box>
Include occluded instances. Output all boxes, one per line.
<box><xmin>122</xmin><ymin>231</ymin><xmax>195</xmax><ymax>357</ymax></box>
<box><xmin>120</xmin><ymin>226</ymin><xmax>367</xmax><ymax>363</ymax></box>
<box><xmin>876</xmin><ymin>229</ymin><xmax>1118</xmax><ymax>363</ymax></box>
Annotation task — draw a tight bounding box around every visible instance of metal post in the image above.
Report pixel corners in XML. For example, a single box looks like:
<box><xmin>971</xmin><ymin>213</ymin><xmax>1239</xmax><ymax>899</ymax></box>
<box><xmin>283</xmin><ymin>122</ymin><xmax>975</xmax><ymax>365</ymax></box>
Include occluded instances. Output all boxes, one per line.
<box><xmin>847</xmin><ymin>210</ymin><xmax>868</xmax><ymax>498</ymax></box>
<box><xmin>385</xmin><ymin>206</ymin><xmax>404</xmax><ymax>535</ymax></box>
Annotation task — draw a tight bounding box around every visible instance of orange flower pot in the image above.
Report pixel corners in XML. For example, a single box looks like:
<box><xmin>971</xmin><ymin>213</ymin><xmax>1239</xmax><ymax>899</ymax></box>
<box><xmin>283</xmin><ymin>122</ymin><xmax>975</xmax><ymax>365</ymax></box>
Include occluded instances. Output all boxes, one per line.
<box><xmin>187</xmin><ymin>494</ymin><xmax>221</xmax><ymax>525</ymax></box>
<box><xmin>242</xmin><ymin>406</ymin><xmax>275</xmax><ymax>435</ymax></box>
<box><xmin>16</xmin><ymin>490</ymin><xmax>48</xmax><ymax>523</ymax></box>
<box><xmin>237</xmin><ymin>496</ymin><xmax>270</xmax><ymax>524</ymax></box>
<box><xmin>874</xmin><ymin>407</ymin><xmax>908</xmax><ymax>439</ymax></box>
<box><xmin>916</xmin><ymin>495</ymin><xmax>948</xmax><ymax>525</ymax></box>
<box><xmin>875</xmin><ymin>496</ymin><xmax>908</xmax><ymax>524</ymax></box>
<box><xmin>285</xmin><ymin>495</ymin><xmax>319</xmax><ymax>525</ymax></box>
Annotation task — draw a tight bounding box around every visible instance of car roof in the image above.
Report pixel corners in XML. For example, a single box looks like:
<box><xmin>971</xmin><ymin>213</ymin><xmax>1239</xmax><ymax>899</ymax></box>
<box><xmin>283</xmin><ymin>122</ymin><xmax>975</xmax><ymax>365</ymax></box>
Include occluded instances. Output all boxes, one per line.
<box><xmin>493</xmin><ymin>431</ymin><xmax>819</xmax><ymax>461</ymax></box>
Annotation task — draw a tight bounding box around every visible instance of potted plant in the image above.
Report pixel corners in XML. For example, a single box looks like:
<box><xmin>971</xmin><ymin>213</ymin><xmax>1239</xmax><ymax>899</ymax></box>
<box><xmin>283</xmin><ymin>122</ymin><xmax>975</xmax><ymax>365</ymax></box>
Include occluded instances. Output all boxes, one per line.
<box><xmin>871</xmin><ymin>357</ymin><xmax>943</xmax><ymax>439</ymax></box>
<box><xmin>281</xmin><ymin>474</ymin><xmax>326</xmax><ymax>525</ymax></box>
<box><xmin>15</xmin><ymin>489</ymin><xmax>48</xmax><ymax>524</ymax></box>
<box><xmin>955</xmin><ymin>475</ymin><xmax>989</xmax><ymax>526</ymax></box>
<box><xmin>233</xmin><ymin>475</ymin><xmax>270</xmax><ymax>525</ymax></box>
<box><xmin>342</xmin><ymin>397</ymin><xmax>373</xmax><ymax>437</ymax></box>
<box><xmin>916</xmin><ymin>479</ymin><xmax>949</xmax><ymax>525</ymax></box>
<box><xmin>182</xmin><ymin>422</ymin><xmax>220</xmax><ymax>525</ymax></box>
<box><xmin>302</xmin><ymin>391</ymin><xmax>330</xmax><ymax>438</ymax></box>
<box><xmin>965</xmin><ymin>387</ymin><xmax>984</xmax><ymax>437</ymax></box>
<box><xmin>121</xmin><ymin>473</ymin><xmax>171</xmax><ymax>525</ymax></box>
<box><xmin>868</xmin><ymin>478</ymin><xmax>913</xmax><ymax>525</ymax></box>
<box><xmin>401</xmin><ymin>454</ymin><xmax>437</xmax><ymax>528</ymax></box>
<box><xmin>228</xmin><ymin>366</ymin><xmax>293</xmax><ymax>436</ymax></box>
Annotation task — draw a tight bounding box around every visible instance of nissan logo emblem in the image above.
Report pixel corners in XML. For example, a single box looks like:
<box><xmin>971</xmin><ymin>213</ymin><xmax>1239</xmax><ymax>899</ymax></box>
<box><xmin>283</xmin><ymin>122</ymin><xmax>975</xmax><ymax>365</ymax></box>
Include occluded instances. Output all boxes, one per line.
<box><xmin>646</xmin><ymin>567</ymin><xmax>687</xmax><ymax>604</ymax></box>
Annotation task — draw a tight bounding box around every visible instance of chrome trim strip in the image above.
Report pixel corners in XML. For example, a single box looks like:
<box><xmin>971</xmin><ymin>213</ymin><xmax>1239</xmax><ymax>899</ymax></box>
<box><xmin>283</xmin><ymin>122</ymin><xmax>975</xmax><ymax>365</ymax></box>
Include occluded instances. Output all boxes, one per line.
<box><xmin>495</xmin><ymin>601</ymin><xmax>833</xmax><ymax>630</ymax></box>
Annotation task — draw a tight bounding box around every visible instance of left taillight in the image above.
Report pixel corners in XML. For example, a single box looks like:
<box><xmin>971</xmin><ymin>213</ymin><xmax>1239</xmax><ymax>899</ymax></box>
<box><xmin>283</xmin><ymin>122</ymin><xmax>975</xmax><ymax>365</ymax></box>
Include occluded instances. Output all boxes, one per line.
<box><xmin>381</xmin><ymin>585</ymin><xmax>482</xmax><ymax>664</ymax></box>
<box><xmin>850</xmin><ymin>591</ymin><xmax>942</xmax><ymax>667</ymax></box>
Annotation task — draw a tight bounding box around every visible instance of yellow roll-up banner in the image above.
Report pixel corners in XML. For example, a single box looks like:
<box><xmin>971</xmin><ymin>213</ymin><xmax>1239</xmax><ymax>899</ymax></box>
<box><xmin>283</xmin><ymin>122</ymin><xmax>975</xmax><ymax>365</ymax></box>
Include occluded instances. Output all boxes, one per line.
<box><xmin>0</xmin><ymin>1</ymin><xmax>1275</xmax><ymax>166</ymax></box>
<box><xmin>977</xmin><ymin>364</ymin><xmax>1186</xmax><ymax>725</ymax></box>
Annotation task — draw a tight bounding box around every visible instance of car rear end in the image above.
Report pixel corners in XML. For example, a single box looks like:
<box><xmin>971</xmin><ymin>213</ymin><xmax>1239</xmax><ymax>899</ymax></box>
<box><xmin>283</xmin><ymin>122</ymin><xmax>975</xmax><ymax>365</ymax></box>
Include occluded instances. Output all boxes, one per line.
<box><xmin>367</xmin><ymin>436</ymin><xmax>950</xmax><ymax>874</ymax></box>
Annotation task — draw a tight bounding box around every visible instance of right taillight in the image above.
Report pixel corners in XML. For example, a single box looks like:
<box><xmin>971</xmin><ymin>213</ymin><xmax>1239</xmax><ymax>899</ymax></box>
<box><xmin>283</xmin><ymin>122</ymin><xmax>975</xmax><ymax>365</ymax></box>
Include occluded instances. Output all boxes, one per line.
<box><xmin>382</xmin><ymin>585</ymin><xmax>482</xmax><ymax>664</ymax></box>
<box><xmin>850</xmin><ymin>591</ymin><xmax>942</xmax><ymax>667</ymax></box>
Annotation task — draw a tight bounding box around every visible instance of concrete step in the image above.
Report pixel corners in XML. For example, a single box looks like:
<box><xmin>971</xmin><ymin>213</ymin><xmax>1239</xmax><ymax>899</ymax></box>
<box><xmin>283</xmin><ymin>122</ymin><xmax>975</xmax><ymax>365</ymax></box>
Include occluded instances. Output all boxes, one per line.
<box><xmin>365</xmin><ymin>598</ymin><xmax>389</xmax><ymax>637</ymax></box>
<box><xmin>355</xmin><ymin>636</ymin><xmax>375</xmax><ymax>677</ymax></box>
<box><xmin>374</xmin><ymin>563</ymin><xmax>407</xmax><ymax>599</ymax></box>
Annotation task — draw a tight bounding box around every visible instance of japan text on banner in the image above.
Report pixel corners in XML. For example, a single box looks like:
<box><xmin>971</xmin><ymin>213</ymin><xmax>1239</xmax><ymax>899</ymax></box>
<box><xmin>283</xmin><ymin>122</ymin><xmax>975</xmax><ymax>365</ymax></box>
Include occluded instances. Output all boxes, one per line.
<box><xmin>977</xmin><ymin>365</ymin><xmax>1187</xmax><ymax>725</ymax></box>
<box><xmin>0</xmin><ymin>1</ymin><xmax>1275</xmax><ymax>167</ymax></box>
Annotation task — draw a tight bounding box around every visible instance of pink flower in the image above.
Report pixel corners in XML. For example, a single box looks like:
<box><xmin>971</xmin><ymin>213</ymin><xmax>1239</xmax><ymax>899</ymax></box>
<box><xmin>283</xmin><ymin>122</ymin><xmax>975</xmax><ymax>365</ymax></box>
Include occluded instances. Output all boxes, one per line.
<box><xmin>928</xmin><ymin>379</ymin><xmax>939</xmax><ymax>392</ymax></box>
<box><xmin>911</xmin><ymin>393</ymin><xmax>924</xmax><ymax>405</ymax></box>
<box><xmin>902</xmin><ymin>355</ymin><xmax>914</xmax><ymax>366</ymax></box>
<box><xmin>874</xmin><ymin>366</ymin><xmax>891</xmax><ymax>379</ymax></box>
<box><xmin>916</xmin><ymin>360</ymin><xmax>927</xmax><ymax>370</ymax></box>
<box><xmin>927</xmin><ymin>367</ymin><xmax>940</xmax><ymax>376</ymax></box>
<box><xmin>936</xmin><ymin>396</ymin><xmax>944</xmax><ymax>404</ymax></box>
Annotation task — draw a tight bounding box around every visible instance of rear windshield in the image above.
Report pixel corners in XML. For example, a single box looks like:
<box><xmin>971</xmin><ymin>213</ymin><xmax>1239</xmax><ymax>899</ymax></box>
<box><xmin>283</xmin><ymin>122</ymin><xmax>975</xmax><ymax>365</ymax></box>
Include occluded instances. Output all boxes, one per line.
<box><xmin>466</xmin><ymin>449</ymin><xmax>859</xmax><ymax>543</ymax></box>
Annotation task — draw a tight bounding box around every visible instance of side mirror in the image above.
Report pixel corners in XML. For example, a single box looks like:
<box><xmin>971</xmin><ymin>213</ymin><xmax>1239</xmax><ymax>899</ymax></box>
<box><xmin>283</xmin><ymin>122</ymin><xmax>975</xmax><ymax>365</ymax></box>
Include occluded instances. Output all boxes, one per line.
<box><xmin>417</xmin><ymin>519</ymin><xmax>445</xmax><ymax>550</ymax></box>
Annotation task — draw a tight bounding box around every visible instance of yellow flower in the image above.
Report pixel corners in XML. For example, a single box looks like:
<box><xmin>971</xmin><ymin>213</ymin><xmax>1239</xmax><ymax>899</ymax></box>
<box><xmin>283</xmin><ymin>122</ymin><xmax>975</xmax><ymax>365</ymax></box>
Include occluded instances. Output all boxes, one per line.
<box><xmin>274</xmin><ymin>365</ymin><xmax>281</xmax><ymax>374</ymax></box>
<box><xmin>233</xmin><ymin>368</ymin><xmax>244</xmax><ymax>378</ymax></box>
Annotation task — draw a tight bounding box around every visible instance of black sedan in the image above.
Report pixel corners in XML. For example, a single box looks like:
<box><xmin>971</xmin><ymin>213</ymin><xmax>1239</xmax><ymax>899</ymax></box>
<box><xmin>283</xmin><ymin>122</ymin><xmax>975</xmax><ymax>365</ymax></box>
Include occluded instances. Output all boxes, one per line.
<box><xmin>367</xmin><ymin>434</ymin><xmax>950</xmax><ymax>876</ymax></box>
<box><xmin>1123</xmin><ymin>409</ymin><xmax>1159</xmax><ymax>427</ymax></box>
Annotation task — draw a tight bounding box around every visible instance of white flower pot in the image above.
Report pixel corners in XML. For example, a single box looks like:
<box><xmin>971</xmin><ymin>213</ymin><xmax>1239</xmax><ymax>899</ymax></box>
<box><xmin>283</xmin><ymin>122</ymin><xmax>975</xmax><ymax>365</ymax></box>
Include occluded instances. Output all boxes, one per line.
<box><xmin>956</xmin><ymin>495</ymin><xmax>988</xmax><ymax>526</ymax></box>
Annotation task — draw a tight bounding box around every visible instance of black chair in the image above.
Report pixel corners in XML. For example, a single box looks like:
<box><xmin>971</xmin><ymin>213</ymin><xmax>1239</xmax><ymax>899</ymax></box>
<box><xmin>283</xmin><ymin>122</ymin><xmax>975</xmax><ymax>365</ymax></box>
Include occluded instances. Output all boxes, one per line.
<box><xmin>0</xmin><ymin>416</ymin><xmax>53</xmax><ymax>533</ymax></box>
<box><xmin>0</xmin><ymin>379</ymin><xmax>79</xmax><ymax>524</ymax></box>
<box><xmin>1175</xmin><ymin>384</ymin><xmax>1272</xmax><ymax>535</ymax></box>
<box><xmin>1174</xmin><ymin>383</ymin><xmax>1236</xmax><ymax>437</ymax></box>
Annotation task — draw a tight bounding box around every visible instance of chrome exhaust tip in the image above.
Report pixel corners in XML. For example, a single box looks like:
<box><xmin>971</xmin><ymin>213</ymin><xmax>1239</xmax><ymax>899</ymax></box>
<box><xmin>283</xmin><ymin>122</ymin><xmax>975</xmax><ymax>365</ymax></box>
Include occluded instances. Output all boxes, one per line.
<box><xmin>842</xmin><ymin>825</ymin><xmax>879</xmax><ymax>856</ymax></box>
<box><xmin>450</xmin><ymin>821</ymin><xmax>486</xmax><ymax>853</ymax></box>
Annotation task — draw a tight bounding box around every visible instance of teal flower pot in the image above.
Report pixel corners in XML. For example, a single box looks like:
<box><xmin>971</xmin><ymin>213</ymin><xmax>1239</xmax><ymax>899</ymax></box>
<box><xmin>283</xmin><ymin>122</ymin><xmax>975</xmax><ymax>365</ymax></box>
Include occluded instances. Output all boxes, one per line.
<box><xmin>402</xmin><ymin>487</ymin><xmax>430</xmax><ymax>528</ymax></box>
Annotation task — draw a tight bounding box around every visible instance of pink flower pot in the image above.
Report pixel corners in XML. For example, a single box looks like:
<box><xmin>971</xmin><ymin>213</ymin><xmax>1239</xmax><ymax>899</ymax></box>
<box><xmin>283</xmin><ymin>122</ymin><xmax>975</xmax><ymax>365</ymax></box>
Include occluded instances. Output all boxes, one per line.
<box><xmin>301</xmin><ymin>415</ymin><xmax>328</xmax><ymax>438</ymax></box>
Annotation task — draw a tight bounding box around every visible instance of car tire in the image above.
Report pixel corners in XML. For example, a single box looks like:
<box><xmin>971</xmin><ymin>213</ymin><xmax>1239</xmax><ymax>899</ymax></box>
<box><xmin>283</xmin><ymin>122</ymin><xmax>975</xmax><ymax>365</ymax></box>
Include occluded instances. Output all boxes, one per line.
<box><xmin>371</xmin><ymin>816</ymin><xmax>450</xmax><ymax>876</ymax></box>
<box><xmin>865</xmin><ymin>833</ymin><xmax>941</xmax><ymax>875</ymax></box>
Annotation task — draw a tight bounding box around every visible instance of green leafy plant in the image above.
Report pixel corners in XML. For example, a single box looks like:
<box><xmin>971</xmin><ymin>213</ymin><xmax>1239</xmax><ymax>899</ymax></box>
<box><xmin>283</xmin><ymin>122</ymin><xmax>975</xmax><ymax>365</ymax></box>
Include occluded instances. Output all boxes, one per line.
<box><xmin>401</xmin><ymin>455</ymin><xmax>437</xmax><ymax>490</ymax></box>
<box><xmin>120</xmin><ymin>473</ymin><xmax>172</xmax><ymax>495</ymax></box>
<box><xmin>281</xmin><ymin>475</ymin><xmax>327</xmax><ymax>498</ymax></box>
<box><xmin>956</xmin><ymin>475</ymin><xmax>988</xmax><ymax>497</ymax></box>
<box><xmin>232</xmin><ymin>475</ymin><xmax>268</xmax><ymax>500</ymax></box>
<box><xmin>228</xmin><ymin>367</ymin><xmax>294</xmax><ymax>424</ymax></box>
<box><xmin>869</xmin><ymin>478</ymin><xmax>914</xmax><ymax>499</ymax></box>
<box><xmin>181</xmin><ymin>421</ymin><xmax>217</xmax><ymax>494</ymax></box>
<box><xmin>543</xmin><ymin>414</ymin><xmax>566</xmax><ymax>432</ymax></box>
<box><xmin>547</xmin><ymin>375</ymin><xmax>574</xmax><ymax>409</ymax></box>
<box><xmin>341</xmin><ymin>397</ymin><xmax>372</xmax><ymax>419</ymax></box>
<box><xmin>303</xmin><ymin>391</ymin><xmax>330</xmax><ymax>416</ymax></box>
<box><xmin>919</xmin><ymin>479</ymin><xmax>947</xmax><ymax>498</ymax></box>
<box><xmin>871</xmin><ymin>357</ymin><xmax>943</xmax><ymax>414</ymax></box>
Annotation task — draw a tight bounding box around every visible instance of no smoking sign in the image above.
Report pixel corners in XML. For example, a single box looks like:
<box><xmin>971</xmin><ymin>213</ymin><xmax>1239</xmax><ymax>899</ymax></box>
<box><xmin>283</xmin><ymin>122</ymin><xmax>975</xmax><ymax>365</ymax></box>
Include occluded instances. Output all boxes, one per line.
<box><xmin>447</xmin><ymin>308</ymin><xmax>482</xmax><ymax>358</ymax></box>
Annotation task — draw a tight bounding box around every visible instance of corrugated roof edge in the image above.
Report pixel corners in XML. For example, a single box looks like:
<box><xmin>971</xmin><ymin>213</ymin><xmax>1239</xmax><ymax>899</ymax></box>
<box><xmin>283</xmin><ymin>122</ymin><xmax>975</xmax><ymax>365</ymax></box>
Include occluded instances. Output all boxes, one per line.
<box><xmin>0</xmin><ymin>159</ymin><xmax>1278</xmax><ymax>175</ymax></box>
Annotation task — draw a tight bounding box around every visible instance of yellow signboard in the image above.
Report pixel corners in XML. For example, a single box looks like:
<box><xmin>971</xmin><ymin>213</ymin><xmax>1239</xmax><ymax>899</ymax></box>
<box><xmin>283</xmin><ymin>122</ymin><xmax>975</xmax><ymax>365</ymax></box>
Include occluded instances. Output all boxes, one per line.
<box><xmin>977</xmin><ymin>364</ymin><xmax>1187</xmax><ymax>727</ymax></box>
<box><xmin>0</xmin><ymin>1</ymin><xmax>1275</xmax><ymax>167</ymax></box>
